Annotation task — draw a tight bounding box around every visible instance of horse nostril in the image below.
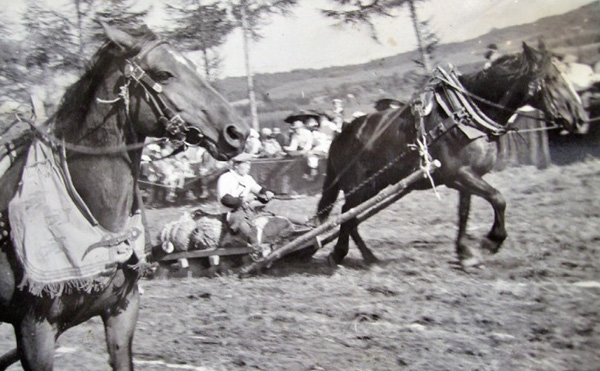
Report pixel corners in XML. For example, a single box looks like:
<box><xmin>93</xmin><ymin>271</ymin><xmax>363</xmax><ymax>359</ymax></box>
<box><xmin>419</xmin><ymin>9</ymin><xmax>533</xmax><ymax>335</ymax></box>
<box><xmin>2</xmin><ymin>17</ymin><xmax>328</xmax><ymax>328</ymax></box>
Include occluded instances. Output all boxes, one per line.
<box><xmin>223</xmin><ymin>124</ymin><xmax>244</xmax><ymax>148</ymax></box>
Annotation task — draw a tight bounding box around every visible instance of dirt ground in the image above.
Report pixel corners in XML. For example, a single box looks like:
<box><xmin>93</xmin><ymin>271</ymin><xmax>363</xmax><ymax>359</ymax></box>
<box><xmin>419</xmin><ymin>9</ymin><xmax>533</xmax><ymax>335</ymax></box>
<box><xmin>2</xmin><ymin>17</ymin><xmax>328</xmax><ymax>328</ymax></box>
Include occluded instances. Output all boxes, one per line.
<box><xmin>1</xmin><ymin>159</ymin><xmax>599</xmax><ymax>370</ymax></box>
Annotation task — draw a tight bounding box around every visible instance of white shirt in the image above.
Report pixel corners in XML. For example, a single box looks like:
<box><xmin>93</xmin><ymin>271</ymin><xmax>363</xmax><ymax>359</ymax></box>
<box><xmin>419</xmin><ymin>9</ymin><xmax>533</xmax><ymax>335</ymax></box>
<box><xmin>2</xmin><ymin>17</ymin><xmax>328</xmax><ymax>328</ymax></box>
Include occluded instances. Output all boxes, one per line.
<box><xmin>284</xmin><ymin>127</ymin><xmax>313</xmax><ymax>152</ymax></box>
<box><xmin>217</xmin><ymin>170</ymin><xmax>262</xmax><ymax>204</ymax></box>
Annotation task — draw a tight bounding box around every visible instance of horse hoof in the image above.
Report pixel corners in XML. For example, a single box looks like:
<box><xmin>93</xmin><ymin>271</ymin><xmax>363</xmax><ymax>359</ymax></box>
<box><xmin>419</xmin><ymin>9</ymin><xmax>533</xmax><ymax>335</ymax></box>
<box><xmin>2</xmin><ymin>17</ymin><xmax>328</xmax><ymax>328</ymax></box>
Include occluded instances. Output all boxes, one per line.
<box><xmin>480</xmin><ymin>237</ymin><xmax>501</xmax><ymax>255</ymax></box>
<box><xmin>327</xmin><ymin>254</ymin><xmax>339</xmax><ymax>267</ymax></box>
<box><xmin>364</xmin><ymin>256</ymin><xmax>380</xmax><ymax>265</ymax></box>
<box><xmin>460</xmin><ymin>257</ymin><xmax>484</xmax><ymax>271</ymax></box>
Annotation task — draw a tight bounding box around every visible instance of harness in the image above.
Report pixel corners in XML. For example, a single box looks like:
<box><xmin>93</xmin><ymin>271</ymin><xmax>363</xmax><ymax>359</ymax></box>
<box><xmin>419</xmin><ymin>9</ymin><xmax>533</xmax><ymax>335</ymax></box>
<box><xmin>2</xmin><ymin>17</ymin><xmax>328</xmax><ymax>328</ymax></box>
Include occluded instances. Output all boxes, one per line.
<box><xmin>98</xmin><ymin>39</ymin><xmax>204</xmax><ymax>146</ymax></box>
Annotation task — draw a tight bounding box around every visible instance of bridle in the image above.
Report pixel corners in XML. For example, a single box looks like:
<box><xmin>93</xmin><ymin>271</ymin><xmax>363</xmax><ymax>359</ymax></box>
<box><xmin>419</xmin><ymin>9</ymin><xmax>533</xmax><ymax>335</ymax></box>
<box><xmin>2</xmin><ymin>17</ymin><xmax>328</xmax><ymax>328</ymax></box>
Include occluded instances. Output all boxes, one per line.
<box><xmin>118</xmin><ymin>39</ymin><xmax>204</xmax><ymax>145</ymax></box>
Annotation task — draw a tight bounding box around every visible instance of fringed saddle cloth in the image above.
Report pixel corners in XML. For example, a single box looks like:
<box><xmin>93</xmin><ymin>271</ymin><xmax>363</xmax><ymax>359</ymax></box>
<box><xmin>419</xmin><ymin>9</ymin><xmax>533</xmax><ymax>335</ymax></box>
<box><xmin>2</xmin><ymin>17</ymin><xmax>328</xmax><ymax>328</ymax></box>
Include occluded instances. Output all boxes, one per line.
<box><xmin>8</xmin><ymin>139</ymin><xmax>146</xmax><ymax>297</ymax></box>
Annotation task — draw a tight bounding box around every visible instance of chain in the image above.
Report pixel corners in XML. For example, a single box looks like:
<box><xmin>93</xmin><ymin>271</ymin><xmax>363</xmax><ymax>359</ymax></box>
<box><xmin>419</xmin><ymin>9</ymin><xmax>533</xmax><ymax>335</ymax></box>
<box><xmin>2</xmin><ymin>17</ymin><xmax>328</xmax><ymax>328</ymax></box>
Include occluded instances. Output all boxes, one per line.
<box><xmin>306</xmin><ymin>148</ymin><xmax>413</xmax><ymax>225</ymax></box>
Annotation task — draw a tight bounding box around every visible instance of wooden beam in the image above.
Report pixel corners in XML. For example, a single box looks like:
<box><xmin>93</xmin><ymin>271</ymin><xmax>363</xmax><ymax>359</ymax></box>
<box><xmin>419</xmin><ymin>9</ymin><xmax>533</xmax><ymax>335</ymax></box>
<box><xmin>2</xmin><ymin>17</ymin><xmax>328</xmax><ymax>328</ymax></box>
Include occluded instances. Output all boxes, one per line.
<box><xmin>241</xmin><ymin>160</ymin><xmax>441</xmax><ymax>275</ymax></box>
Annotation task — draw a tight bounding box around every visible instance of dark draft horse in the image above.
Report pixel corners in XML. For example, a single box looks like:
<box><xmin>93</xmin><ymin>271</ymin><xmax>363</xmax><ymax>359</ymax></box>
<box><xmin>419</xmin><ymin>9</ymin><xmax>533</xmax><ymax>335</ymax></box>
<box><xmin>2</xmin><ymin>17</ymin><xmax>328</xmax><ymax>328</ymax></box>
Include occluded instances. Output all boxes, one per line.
<box><xmin>0</xmin><ymin>24</ymin><xmax>249</xmax><ymax>370</ymax></box>
<box><xmin>318</xmin><ymin>43</ymin><xmax>587</xmax><ymax>269</ymax></box>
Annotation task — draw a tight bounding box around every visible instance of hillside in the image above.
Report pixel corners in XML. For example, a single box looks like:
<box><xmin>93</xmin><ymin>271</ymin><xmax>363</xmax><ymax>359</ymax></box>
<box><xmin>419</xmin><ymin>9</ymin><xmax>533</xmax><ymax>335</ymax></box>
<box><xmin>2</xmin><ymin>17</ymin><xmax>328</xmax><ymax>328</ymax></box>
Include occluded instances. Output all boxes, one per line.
<box><xmin>1</xmin><ymin>2</ymin><xmax>598</xmax><ymax>131</ymax></box>
<box><xmin>215</xmin><ymin>1</ymin><xmax>600</xmax><ymax>128</ymax></box>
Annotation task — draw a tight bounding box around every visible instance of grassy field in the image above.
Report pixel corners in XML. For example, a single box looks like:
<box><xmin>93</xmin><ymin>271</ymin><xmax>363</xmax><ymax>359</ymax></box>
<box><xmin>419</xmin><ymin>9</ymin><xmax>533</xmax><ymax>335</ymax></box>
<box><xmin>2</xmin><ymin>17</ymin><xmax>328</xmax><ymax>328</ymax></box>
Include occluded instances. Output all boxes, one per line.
<box><xmin>2</xmin><ymin>159</ymin><xmax>598</xmax><ymax>370</ymax></box>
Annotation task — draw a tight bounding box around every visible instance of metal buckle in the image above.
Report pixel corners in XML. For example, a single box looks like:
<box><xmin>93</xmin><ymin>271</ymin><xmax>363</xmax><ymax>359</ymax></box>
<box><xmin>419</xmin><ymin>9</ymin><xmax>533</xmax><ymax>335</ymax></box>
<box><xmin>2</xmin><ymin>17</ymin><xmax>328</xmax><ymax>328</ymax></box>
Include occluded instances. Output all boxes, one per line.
<box><xmin>165</xmin><ymin>115</ymin><xmax>186</xmax><ymax>138</ymax></box>
<box><xmin>453</xmin><ymin>109</ymin><xmax>471</xmax><ymax>125</ymax></box>
<box><xmin>124</xmin><ymin>61</ymin><xmax>146</xmax><ymax>82</ymax></box>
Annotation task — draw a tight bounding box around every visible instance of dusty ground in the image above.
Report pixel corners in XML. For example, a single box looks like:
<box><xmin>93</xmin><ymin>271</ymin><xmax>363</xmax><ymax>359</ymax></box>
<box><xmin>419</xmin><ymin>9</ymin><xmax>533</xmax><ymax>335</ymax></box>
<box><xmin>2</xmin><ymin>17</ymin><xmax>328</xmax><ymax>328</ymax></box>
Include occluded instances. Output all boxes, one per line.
<box><xmin>1</xmin><ymin>159</ymin><xmax>599</xmax><ymax>370</ymax></box>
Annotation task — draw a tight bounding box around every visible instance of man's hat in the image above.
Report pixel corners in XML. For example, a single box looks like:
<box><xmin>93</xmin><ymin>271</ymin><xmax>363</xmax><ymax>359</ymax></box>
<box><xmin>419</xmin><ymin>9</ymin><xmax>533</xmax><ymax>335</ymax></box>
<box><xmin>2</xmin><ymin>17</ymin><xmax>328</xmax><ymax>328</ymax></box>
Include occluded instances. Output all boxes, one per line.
<box><xmin>231</xmin><ymin>152</ymin><xmax>254</xmax><ymax>163</ymax></box>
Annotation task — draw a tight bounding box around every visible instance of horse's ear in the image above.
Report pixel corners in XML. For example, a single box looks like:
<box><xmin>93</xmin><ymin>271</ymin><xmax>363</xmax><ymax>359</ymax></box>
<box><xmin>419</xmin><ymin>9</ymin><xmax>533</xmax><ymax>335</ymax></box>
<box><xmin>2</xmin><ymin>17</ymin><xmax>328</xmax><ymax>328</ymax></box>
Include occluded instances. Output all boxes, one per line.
<box><xmin>522</xmin><ymin>42</ymin><xmax>539</xmax><ymax>65</ymax></box>
<box><xmin>100</xmin><ymin>21</ymin><xmax>137</xmax><ymax>50</ymax></box>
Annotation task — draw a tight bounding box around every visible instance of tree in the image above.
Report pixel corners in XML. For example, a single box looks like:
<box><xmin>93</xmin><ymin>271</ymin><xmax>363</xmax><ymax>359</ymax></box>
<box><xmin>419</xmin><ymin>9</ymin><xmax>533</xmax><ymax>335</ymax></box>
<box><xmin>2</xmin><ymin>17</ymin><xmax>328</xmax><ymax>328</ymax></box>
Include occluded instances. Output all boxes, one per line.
<box><xmin>72</xmin><ymin>0</ymin><xmax>150</xmax><ymax>60</ymax></box>
<box><xmin>0</xmin><ymin>16</ymin><xmax>27</xmax><ymax>100</ymax></box>
<box><xmin>22</xmin><ymin>2</ymin><xmax>81</xmax><ymax>71</ymax></box>
<box><xmin>21</xmin><ymin>0</ymin><xmax>149</xmax><ymax>72</ymax></box>
<box><xmin>323</xmin><ymin>0</ymin><xmax>437</xmax><ymax>74</ymax></box>
<box><xmin>227</xmin><ymin>0</ymin><xmax>299</xmax><ymax>131</ymax></box>
<box><xmin>165</xmin><ymin>1</ymin><xmax>234</xmax><ymax>81</ymax></box>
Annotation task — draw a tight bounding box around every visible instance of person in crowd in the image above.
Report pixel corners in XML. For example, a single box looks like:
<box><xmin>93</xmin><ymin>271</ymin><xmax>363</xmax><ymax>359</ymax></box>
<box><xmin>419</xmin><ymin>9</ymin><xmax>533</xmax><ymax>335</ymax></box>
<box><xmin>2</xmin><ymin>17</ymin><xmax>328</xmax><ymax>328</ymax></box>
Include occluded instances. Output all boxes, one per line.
<box><xmin>155</xmin><ymin>147</ymin><xmax>180</xmax><ymax>203</ymax></box>
<box><xmin>318</xmin><ymin>114</ymin><xmax>340</xmax><ymax>137</ymax></box>
<box><xmin>217</xmin><ymin>153</ymin><xmax>274</xmax><ymax>250</ymax></box>
<box><xmin>272</xmin><ymin>127</ymin><xmax>288</xmax><ymax>147</ymax></box>
<box><xmin>260</xmin><ymin>127</ymin><xmax>285</xmax><ymax>158</ymax></box>
<box><xmin>260</xmin><ymin>127</ymin><xmax>272</xmax><ymax>142</ymax></box>
<box><xmin>304</xmin><ymin>119</ymin><xmax>332</xmax><ymax>180</ymax></box>
<box><xmin>245</xmin><ymin>128</ymin><xmax>262</xmax><ymax>156</ymax></box>
<box><xmin>173</xmin><ymin>151</ymin><xmax>196</xmax><ymax>200</ymax></box>
<box><xmin>557</xmin><ymin>54</ymin><xmax>600</xmax><ymax>92</ymax></box>
<box><xmin>140</xmin><ymin>143</ymin><xmax>163</xmax><ymax>206</ymax></box>
<box><xmin>332</xmin><ymin>98</ymin><xmax>345</xmax><ymax>133</ymax></box>
<box><xmin>484</xmin><ymin>43</ymin><xmax>501</xmax><ymax>69</ymax></box>
<box><xmin>283</xmin><ymin>120</ymin><xmax>313</xmax><ymax>156</ymax></box>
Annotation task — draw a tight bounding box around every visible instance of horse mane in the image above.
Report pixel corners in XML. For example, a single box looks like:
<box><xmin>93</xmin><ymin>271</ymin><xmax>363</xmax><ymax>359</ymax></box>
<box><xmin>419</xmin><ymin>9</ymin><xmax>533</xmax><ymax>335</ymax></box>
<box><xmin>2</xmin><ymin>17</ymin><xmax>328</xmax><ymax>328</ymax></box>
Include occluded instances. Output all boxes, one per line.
<box><xmin>54</xmin><ymin>26</ymin><xmax>158</xmax><ymax>138</ymax></box>
<box><xmin>460</xmin><ymin>54</ymin><xmax>531</xmax><ymax>90</ymax></box>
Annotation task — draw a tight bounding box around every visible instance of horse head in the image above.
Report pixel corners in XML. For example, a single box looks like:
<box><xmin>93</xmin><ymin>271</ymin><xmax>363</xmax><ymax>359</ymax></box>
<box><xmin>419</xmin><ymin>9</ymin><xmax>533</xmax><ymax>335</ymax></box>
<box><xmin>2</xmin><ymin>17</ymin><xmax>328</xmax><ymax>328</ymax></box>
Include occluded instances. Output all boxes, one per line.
<box><xmin>101</xmin><ymin>23</ymin><xmax>250</xmax><ymax>160</ymax></box>
<box><xmin>520</xmin><ymin>42</ymin><xmax>588</xmax><ymax>133</ymax></box>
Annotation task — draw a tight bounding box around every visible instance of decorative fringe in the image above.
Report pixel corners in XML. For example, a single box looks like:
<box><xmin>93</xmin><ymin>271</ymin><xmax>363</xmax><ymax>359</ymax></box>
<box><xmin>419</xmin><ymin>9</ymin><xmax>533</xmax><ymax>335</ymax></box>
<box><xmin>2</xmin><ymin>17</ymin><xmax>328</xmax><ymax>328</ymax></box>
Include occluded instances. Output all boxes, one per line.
<box><xmin>18</xmin><ymin>273</ymin><xmax>113</xmax><ymax>299</ymax></box>
<box><xmin>128</xmin><ymin>260</ymin><xmax>155</xmax><ymax>277</ymax></box>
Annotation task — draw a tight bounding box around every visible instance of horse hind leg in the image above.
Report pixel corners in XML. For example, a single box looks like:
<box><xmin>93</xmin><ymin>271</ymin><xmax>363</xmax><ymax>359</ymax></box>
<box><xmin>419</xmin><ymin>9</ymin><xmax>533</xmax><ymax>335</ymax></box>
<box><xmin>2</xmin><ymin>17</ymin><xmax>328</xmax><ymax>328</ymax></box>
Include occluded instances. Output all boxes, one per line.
<box><xmin>349</xmin><ymin>219</ymin><xmax>379</xmax><ymax>264</ymax></box>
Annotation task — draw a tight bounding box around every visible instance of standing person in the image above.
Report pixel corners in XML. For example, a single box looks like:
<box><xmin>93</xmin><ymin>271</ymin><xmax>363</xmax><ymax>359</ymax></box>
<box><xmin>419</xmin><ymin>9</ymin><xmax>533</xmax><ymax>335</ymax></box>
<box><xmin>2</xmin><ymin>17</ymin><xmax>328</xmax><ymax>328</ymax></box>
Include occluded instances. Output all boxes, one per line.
<box><xmin>332</xmin><ymin>98</ymin><xmax>345</xmax><ymax>133</ymax></box>
<box><xmin>217</xmin><ymin>153</ymin><xmax>275</xmax><ymax>250</ymax></box>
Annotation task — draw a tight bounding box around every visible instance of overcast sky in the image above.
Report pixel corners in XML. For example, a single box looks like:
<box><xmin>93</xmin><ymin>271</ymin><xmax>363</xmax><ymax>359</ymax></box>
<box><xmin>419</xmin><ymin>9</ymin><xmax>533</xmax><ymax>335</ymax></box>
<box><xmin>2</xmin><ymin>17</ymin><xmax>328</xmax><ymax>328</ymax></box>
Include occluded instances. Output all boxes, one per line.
<box><xmin>1</xmin><ymin>0</ymin><xmax>597</xmax><ymax>77</ymax></box>
<box><xmin>196</xmin><ymin>0</ymin><xmax>597</xmax><ymax>77</ymax></box>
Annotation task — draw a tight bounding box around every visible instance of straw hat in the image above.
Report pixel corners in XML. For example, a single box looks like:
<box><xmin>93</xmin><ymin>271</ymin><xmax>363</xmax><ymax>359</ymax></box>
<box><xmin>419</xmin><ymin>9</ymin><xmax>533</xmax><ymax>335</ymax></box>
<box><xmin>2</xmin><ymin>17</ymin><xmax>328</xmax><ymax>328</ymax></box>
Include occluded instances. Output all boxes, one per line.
<box><xmin>231</xmin><ymin>152</ymin><xmax>254</xmax><ymax>163</ymax></box>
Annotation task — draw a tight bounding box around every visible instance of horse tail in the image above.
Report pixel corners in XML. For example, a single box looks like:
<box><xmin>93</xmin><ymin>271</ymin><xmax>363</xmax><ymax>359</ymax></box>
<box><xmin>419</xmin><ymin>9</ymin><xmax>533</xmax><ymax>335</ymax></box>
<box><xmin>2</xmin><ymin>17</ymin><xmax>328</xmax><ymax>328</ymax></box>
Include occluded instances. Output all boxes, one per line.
<box><xmin>317</xmin><ymin>156</ymin><xmax>340</xmax><ymax>223</ymax></box>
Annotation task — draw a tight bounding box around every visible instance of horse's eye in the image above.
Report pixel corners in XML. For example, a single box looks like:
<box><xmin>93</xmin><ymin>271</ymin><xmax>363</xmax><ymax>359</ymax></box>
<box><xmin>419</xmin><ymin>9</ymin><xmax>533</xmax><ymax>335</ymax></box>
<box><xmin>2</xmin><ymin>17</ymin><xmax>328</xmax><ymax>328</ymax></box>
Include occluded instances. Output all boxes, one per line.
<box><xmin>153</xmin><ymin>71</ymin><xmax>174</xmax><ymax>83</ymax></box>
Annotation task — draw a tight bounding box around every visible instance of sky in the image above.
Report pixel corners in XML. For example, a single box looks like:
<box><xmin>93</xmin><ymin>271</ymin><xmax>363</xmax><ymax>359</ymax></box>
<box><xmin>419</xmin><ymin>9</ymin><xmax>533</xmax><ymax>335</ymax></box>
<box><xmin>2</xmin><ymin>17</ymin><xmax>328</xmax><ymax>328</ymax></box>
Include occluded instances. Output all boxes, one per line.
<box><xmin>153</xmin><ymin>0</ymin><xmax>598</xmax><ymax>77</ymax></box>
<box><xmin>1</xmin><ymin>0</ymin><xmax>597</xmax><ymax>78</ymax></box>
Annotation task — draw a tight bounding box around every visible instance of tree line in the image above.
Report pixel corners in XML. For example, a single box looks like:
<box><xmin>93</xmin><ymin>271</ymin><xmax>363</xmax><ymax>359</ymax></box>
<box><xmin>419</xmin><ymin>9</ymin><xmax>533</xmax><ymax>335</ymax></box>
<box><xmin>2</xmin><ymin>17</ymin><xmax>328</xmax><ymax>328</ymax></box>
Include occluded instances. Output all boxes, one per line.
<box><xmin>0</xmin><ymin>0</ymin><xmax>435</xmax><ymax>129</ymax></box>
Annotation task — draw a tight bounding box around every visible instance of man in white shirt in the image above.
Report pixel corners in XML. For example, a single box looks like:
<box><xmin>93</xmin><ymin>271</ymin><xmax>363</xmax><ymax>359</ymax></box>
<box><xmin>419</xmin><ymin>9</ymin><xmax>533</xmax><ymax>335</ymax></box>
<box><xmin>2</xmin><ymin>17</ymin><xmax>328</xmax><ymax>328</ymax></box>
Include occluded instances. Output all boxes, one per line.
<box><xmin>217</xmin><ymin>153</ymin><xmax>274</xmax><ymax>247</ymax></box>
<box><xmin>283</xmin><ymin>121</ymin><xmax>313</xmax><ymax>155</ymax></box>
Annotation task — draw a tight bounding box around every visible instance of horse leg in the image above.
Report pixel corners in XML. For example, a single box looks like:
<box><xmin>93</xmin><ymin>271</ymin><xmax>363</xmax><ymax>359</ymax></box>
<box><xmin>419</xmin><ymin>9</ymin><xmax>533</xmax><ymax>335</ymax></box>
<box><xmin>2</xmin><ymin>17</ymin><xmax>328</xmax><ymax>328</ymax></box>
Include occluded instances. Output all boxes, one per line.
<box><xmin>348</xmin><ymin>218</ymin><xmax>379</xmax><ymax>264</ymax></box>
<box><xmin>15</xmin><ymin>315</ymin><xmax>57</xmax><ymax>371</ymax></box>
<box><xmin>452</xmin><ymin>169</ymin><xmax>507</xmax><ymax>258</ymax></box>
<box><xmin>102</xmin><ymin>286</ymin><xmax>140</xmax><ymax>371</ymax></box>
<box><xmin>328</xmin><ymin>221</ymin><xmax>352</xmax><ymax>266</ymax></box>
<box><xmin>455</xmin><ymin>191</ymin><xmax>483</xmax><ymax>268</ymax></box>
